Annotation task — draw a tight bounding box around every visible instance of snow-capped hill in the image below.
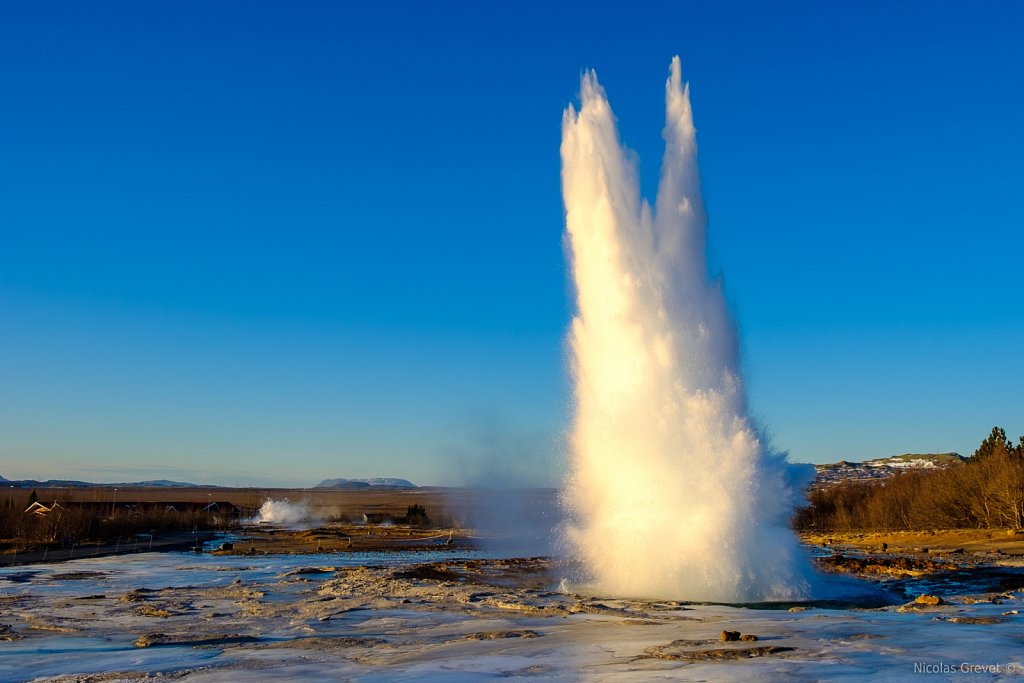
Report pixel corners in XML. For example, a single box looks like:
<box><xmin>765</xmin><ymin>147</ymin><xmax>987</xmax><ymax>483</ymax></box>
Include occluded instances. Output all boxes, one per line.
<box><xmin>863</xmin><ymin>453</ymin><xmax>966</xmax><ymax>469</ymax></box>
<box><xmin>813</xmin><ymin>453</ymin><xmax>965</xmax><ymax>488</ymax></box>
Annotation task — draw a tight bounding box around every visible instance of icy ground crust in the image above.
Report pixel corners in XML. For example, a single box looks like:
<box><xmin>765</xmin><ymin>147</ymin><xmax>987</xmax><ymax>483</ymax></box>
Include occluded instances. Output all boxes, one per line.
<box><xmin>1</xmin><ymin>551</ymin><xmax>1022</xmax><ymax>682</ymax></box>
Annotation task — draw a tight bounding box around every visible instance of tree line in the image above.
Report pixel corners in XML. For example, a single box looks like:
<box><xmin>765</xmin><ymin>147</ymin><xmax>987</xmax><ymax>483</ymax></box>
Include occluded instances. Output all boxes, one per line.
<box><xmin>0</xmin><ymin>491</ymin><xmax>227</xmax><ymax>551</ymax></box>
<box><xmin>795</xmin><ymin>427</ymin><xmax>1024</xmax><ymax>531</ymax></box>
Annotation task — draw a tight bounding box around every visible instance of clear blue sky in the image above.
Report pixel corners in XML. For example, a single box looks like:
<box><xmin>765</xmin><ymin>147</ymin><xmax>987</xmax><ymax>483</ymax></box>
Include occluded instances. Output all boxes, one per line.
<box><xmin>2</xmin><ymin>1</ymin><xmax>1021</xmax><ymax>487</ymax></box>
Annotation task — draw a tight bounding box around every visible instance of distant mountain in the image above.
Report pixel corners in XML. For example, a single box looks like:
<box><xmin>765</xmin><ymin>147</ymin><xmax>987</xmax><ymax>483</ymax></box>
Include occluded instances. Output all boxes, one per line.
<box><xmin>0</xmin><ymin>477</ymin><xmax>205</xmax><ymax>488</ymax></box>
<box><xmin>16</xmin><ymin>479</ymin><xmax>94</xmax><ymax>487</ymax></box>
<box><xmin>813</xmin><ymin>453</ymin><xmax>966</xmax><ymax>489</ymax></box>
<box><xmin>314</xmin><ymin>477</ymin><xmax>416</xmax><ymax>489</ymax></box>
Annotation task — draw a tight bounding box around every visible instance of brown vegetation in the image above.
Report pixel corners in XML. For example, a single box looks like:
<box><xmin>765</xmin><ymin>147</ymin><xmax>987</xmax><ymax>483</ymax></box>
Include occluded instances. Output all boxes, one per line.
<box><xmin>796</xmin><ymin>427</ymin><xmax>1024</xmax><ymax>532</ymax></box>
<box><xmin>0</xmin><ymin>491</ymin><xmax>228</xmax><ymax>553</ymax></box>
<box><xmin>0</xmin><ymin>485</ymin><xmax>465</xmax><ymax>555</ymax></box>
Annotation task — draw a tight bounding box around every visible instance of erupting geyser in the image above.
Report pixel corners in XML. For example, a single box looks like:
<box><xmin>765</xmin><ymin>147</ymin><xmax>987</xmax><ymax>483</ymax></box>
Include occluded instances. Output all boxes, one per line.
<box><xmin>560</xmin><ymin>57</ymin><xmax>817</xmax><ymax>602</ymax></box>
<box><xmin>257</xmin><ymin>498</ymin><xmax>316</xmax><ymax>526</ymax></box>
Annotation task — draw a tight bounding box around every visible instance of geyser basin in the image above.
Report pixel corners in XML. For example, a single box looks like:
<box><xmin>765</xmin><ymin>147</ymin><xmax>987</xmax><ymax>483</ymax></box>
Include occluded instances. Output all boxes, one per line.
<box><xmin>560</xmin><ymin>57</ymin><xmax>819</xmax><ymax>602</ymax></box>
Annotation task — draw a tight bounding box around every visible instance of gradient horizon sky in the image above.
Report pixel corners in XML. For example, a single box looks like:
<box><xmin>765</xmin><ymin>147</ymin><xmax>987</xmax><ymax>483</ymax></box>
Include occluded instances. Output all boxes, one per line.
<box><xmin>2</xmin><ymin>1</ymin><xmax>1022</xmax><ymax>487</ymax></box>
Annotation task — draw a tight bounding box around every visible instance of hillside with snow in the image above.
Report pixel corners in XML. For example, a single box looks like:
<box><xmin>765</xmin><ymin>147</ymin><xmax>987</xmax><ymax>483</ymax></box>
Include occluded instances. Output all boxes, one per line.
<box><xmin>812</xmin><ymin>453</ymin><xmax>966</xmax><ymax>489</ymax></box>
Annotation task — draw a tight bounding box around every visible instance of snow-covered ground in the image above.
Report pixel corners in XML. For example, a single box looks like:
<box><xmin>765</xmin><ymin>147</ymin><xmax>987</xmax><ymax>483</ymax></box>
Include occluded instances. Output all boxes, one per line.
<box><xmin>1</xmin><ymin>548</ymin><xmax>1022</xmax><ymax>682</ymax></box>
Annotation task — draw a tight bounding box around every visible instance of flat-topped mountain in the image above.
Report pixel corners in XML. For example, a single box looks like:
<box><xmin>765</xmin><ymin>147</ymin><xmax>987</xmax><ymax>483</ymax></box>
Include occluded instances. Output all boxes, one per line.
<box><xmin>314</xmin><ymin>477</ymin><xmax>417</xmax><ymax>489</ymax></box>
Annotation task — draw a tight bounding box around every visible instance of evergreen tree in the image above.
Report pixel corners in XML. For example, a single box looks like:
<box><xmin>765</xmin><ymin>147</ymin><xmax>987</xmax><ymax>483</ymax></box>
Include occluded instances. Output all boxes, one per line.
<box><xmin>404</xmin><ymin>504</ymin><xmax>429</xmax><ymax>526</ymax></box>
<box><xmin>972</xmin><ymin>426</ymin><xmax>1012</xmax><ymax>461</ymax></box>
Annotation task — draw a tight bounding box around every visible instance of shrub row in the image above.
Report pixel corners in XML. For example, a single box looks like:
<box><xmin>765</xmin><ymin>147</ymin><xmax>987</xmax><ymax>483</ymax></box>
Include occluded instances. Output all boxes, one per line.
<box><xmin>795</xmin><ymin>427</ymin><xmax>1024</xmax><ymax>531</ymax></box>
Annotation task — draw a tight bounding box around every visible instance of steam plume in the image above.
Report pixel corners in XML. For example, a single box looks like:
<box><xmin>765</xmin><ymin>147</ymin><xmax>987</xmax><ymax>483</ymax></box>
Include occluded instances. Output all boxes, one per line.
<box><xmin>257</xmin><ymin>498</ymin><xmax>317</xmax><ymax>526</ymax></box>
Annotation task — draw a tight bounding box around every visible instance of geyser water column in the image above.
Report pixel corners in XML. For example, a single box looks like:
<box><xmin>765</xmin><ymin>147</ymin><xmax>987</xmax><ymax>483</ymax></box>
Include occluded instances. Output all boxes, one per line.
<box><xmin>560</xmin><ymin>57</ymin><xmax>817</xmax><ymax>602</ymax></box>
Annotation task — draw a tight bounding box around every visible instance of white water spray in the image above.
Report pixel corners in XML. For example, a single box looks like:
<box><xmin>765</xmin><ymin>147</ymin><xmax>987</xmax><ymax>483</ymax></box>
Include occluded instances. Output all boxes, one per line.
<box><xmin>257</xmin><ymin>498</ymin><xmax>317</xmax><ymax>526</ymax></box>
<box><xmin>560</xmin><ymin>57</ymin><xmax>817</xmax><ymax>602</ymax></box>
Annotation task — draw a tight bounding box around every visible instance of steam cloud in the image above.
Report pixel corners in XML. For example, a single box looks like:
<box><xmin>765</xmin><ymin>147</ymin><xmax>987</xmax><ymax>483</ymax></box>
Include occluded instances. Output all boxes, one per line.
<box><xmin>560</xmin><ymin>57</ymin><xmax>818</xmax><ymax>602</ymax></box>
<box><xmin>442</xmin><ymin>414</ymin><xmax>561</xmax><ymax>557</ymax></box>
<box><xmin>257</xmin><ymin>498</ymin><xmax>317</xmax><ymax>526</ymax></box>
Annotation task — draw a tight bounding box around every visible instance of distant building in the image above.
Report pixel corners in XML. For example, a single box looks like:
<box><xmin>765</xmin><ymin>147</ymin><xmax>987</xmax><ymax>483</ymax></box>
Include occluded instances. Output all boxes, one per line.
<box><xmin>24</xmin><ymin>501</ymin><xmax>62</xmax><ymax>516</ymax></box>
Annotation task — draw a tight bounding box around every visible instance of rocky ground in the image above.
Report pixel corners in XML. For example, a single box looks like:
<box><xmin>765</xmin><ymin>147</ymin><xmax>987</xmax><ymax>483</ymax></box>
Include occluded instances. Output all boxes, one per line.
<box><xmin>2</xmin><ymin>524</ymin><xmax>473</xmax><ymax>568</ymax></box>
<box><xmin>2</xmin><ymin>541</ymin><xmax>1023</xmax><ymax>682</ymax></box>
<box><xmin>213</xmin><ymin>524</ymin><xmax>475</xmax><ymax>555</ymax></box>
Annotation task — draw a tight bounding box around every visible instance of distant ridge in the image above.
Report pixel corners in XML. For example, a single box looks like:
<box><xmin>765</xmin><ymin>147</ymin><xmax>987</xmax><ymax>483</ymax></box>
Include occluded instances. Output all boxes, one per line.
<box><xmin>0</xmin><ymin>474</ymin><xmax>419</xmax><ymax>490</ymax></box>
<box><xmin>813</xmin><ymin>452</ymin><xmax>966</xmax><ymax>488</ymax></box>
<box><xmin>0</xmin><ymin>476</ymin><xmax>207</xmax><ymax>488</ymax></box>
<box><xmin>314</xmin><ymin>477</ymin><xmax>416</xmax><ymax>489</ymax></box>
<box><xmin>121</xmin><ymin>480</ymin><xmax>204</xmax><ymax>488</ymax></box>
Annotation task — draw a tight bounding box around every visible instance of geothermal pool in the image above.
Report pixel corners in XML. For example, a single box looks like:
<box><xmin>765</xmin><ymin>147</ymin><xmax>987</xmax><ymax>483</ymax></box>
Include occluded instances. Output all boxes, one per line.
<box><xmin>2</xmin><ymin>548</ymin><xmax>1022</xmax><ymax>682</ymax></box>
